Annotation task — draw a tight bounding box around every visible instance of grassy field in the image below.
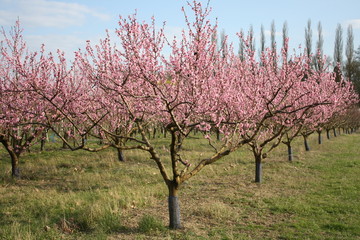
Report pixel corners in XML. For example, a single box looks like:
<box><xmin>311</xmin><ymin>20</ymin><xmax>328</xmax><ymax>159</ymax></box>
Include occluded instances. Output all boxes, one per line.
<box><xmin>0</xmin><ymin>131</ymin><xmax>359</xmax><ymax>239</ymax></box>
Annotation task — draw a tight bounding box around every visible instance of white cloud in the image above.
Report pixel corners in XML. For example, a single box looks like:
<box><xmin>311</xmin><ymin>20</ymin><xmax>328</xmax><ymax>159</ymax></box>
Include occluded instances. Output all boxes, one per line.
<box><xmin>343</xmin><ymin>19</ymin><xmax>360</xmax><ymax>29</ymax></box>
<box><xmin>0</xmin><ymin>0</ymin><xmax>110</xmax><ymax>28</ymax></box>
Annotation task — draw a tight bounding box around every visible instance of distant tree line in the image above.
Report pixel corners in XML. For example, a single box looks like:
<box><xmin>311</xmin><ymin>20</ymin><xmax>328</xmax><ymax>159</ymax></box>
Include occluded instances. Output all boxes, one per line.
<box><xmin>221</xmin><ymin>20</ymin><xmax>360</xmax><ymax>97</ymax></box>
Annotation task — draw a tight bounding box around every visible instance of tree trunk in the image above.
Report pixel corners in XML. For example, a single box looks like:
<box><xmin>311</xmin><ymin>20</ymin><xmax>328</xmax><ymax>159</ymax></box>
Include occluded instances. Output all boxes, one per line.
<box><xmin>1</xmin><ymin>137</ymin><xmax>21</xmax><ymax>178</ymax></box>
<box><xmin>114</xmin><ymin>137</ymin><xmax>126</xmax><ymax>162</ymax></box>
<box><xmin>168</xmin><ymin>183</ymin><xmax>182</xmax><ymax>229</ymax></box>
<box><xmin>303</xmin><ymin>135</ymin><xmax>310</xmax><ymax>151</ymax></box>
<box><xmin>11</xmin><ymin>153</ymin><xmax>21</xmax><ymax>178</ymax></box>
<box><xmin>317</xmin><ymin>131</ymin><xmax>322</xmax><ymax>144</ymax></box>
<box><xmin>255</xmin><ymin>154</ymin><xmax>262</xmax><ymax>183</ymax></box>
<box><xmin>326</xmin><ymin>129</ymin><xmax>330</xmax><ymax>139</ymax></box>
<box><xmin>40</xmin><ymin>130</ymin><xmax>47</xmax><ymax>151</ymax></box>
<box><xmin>117</xmin><ymin>148</ymin><xmax>125</xmax><ymax>162</ymax></box>
<box><xmin>62</xmin><ymin>131</ymin><xmax>69</xmax><ymax>149</ymax></box>
<box><xmin>40</xmin><ymin>138</ymin><xmax>45</xmax><ymax>151</ymax></box>
<box><xmin>216</xmin><ymin>128</ymin><xmax>220</xmax><ymax>141</ymax></box>
<box><xmin>333</xmin><ymin>128</ymin><xmax>337</xmax><ymax>137</ymax></box>
<box><xmin>153</xmin><ymin>127</ymin><xmax>157</xmax><ymax>139</ymax></box>
<box><xmin>287</xmin><ymin>143</ymin><xmax>293</xmax><ymax>161</ymax></box>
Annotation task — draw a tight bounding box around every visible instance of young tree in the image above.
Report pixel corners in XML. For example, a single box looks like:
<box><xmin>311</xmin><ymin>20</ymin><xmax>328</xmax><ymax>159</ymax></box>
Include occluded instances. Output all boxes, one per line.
<box><xmin>0</xmin><ymin>21</ymin><xmax>51</xmax><ymax>177</ymax></box>
<box><xmin>237</xmin><ymin>37</ymin><xmax>348</xmax><ymax>182</ymax></box>
<box><xmin>45</xmin><ymin>1</ymin><xmax>257</xmax><ymax>229</ymax></box>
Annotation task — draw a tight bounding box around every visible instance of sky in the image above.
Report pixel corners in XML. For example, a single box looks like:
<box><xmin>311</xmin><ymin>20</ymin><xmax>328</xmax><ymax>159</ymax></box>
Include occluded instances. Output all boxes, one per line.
<box><xmin>1</xmin><ymin>0</ymin><xmax>359</xmax><ymax>61</ymax></box>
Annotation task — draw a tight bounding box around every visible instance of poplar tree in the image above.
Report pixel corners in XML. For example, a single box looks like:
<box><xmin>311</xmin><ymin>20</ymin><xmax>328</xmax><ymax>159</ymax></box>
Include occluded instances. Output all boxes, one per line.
<box><xmin>345</xmin><ymin>25</ymin><xmax>354</xmax><ymax>82</ymax></box>
<box><xmin>271</xmin><ymin>20</ymin><xmax>277</xmax><ymax>67</ymax></box>
<box><xmin>334</xmin><ymin>24</ymin><xmax>343</xmax><ymax>82</ymax></box>
<box><xmin>305</xmin><ymin>19</ymin><xmax>312</xmax><ymax>59</ymax></box>
<box><xmin>314</xmin><ymin>21</ymin><xmax>324</xmax><ymax>72</ymax></box>
<box><xmin>260</xmin><ymin>24</ymin><xmax>265</xmax><ymax>54</ymax></box>
<box><xmin>282</xmin><ymin>21</ymin><xmax>288</xmax><ymax>60</ymax></box>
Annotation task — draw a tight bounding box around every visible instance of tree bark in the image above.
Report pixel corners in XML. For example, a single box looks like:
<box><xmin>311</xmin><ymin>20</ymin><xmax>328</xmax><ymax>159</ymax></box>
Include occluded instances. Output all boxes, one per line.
<box><xmin>287</xmin><ymin>143</ymin><xmax>293</xmax><ymax>161</ymax></box>
<box><xmin>168</xmin><ymin>182</ymin><xmax>182</xmax><ymax>229</ymax></box>
<box><xmin>254</xmin><ymin>154</ymin><xmax>262</xmax><ymax>183</ymax></box>
<box><xmin>114</xmin><ymin>136</ymin><xmax>126</xmax><ymax>162</ymax></box>
<box><xmin>303</xmin><ymin>135</ymin><xmax>310</xmax><ymax>151</ymax></box>
<box><xmin>326</xmin><ymin>129</ymin><xmax>330</xmax><ymax>139</ymax></box>
<box><xmin>153</xmin><ymin>127</ymin><xmax>157</xmax><ymax>139</ymax></box>
<box><xmin>333</xmin><ymin>128</ymin><xmax>337</xmax><ymax>137</ymax></box>
<box><xmin>11</xmin><ymin>153</ymin><xmax>20</xmax><ymax>178</ymax></box>
<box><xmin>216</xmin><ymin>128</ymin><xmax>220</xmax><ymax>141</ymax></box>
<box><xmin>40</xmin><ymin>131</ymin><xmax>47</xmax><ymax>151</ymax></box>
<box><xmin>117</xmin><ymin>148</ymin><xmax>125</xmax><ymax>162</ymax></box>
<box><xmin>0</xmin><ymin>136</ymin><xmax>21</xmax><ymax>178</ymax></box>
<box><xmin>317</xmin><ymin>131</ymin><xmax>322</xmax><ymax>144</ymax></box>
<box><xmin>62</xmin><ymin>131</ymin><xmax>69</xmax><ymax>149</ymax></box>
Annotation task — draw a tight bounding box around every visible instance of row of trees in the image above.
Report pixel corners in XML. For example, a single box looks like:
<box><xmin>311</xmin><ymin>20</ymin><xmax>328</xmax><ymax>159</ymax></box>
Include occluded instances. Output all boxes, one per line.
<box><xmin>233</xmin><ymin>18</ymin><xmax>360</xmax><ymax>97</ymax></box>
<box><xmin>1</xmin><ymin>1</ymin><xmax>359</xmax><ymax>229</ymax></box>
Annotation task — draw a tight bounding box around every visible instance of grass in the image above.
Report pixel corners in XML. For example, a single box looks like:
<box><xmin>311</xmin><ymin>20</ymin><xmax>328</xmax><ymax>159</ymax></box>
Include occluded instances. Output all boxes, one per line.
<box><xmin>0</xmin><ymin>131</ymin><xmax>359</xmax><ymax>239</ymax></box>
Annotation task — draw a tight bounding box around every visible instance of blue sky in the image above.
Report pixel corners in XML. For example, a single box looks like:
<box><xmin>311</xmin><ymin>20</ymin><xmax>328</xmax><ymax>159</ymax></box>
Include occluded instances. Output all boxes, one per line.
<box><xmin>1</xmin><ymin>0</ymin><xmax>359</xmax><ymax>61</ymax></box>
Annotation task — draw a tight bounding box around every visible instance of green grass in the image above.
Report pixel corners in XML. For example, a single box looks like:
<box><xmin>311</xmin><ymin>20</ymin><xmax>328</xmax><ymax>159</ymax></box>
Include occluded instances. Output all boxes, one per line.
<box><xmin>0</xmin><ymin>132</ymin><xmax>359</xmax><ymax>239</ymax></box>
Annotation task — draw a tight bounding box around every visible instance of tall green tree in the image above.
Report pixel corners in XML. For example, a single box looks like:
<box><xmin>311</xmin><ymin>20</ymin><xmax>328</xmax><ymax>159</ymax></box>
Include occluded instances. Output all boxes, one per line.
<box><xmin>352</xmin><ymin>46</ymin><xmax>360</xmax><ymax>96</ymax></box>
<box><xmin>345</xmin><ymin>25</ymin><xmax>355</xmax><ymax>82</ymax></box>
<box><xmin>249</xmin><ymin>25</ymin><xmax>255</xmax><ymax>53</ymax></box>
<box><xmin>334</xmin><ymin>23</ymin><xmax>343</xmax><ymax>82</ymax></box>
<box><xmin>314</xmin><ymin>21</ymin><xmax>324</xmax><ymax>72</ymax></box>
<box><xmin>271</xmin><ymin>20</ymin><xmax>277</xmax><ymax>68</ymax></box>
<box><xmin>219</xmin><ymin>29</ymin><xmax>227</xmax><ymax>58</ymax></box>
<box><xmin>238</xmin><ymin>29</ymin><xmax>245</xmax><ymax>61</ymax></box>
<box><xmin>282</xmin><ymin>21</ymin><xmax>288</xmax><ymax>60</ymax></box>
<box><xmin>305</xmin><ymin>19</ymin><xmax>312</xmax><ymax>59</ymax></box>
<box><xmin>260</xmin><ymin>24</ymin><xmax>265</xmax><ymax>54</ymax></box>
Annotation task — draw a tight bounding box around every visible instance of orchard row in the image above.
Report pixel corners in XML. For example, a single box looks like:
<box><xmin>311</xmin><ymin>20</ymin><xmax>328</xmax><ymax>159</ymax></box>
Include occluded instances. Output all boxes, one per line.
<box><xmin>1</xmin><ymin>1</ymin><xmax>359</xmax><ymax>229</ymax></box>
